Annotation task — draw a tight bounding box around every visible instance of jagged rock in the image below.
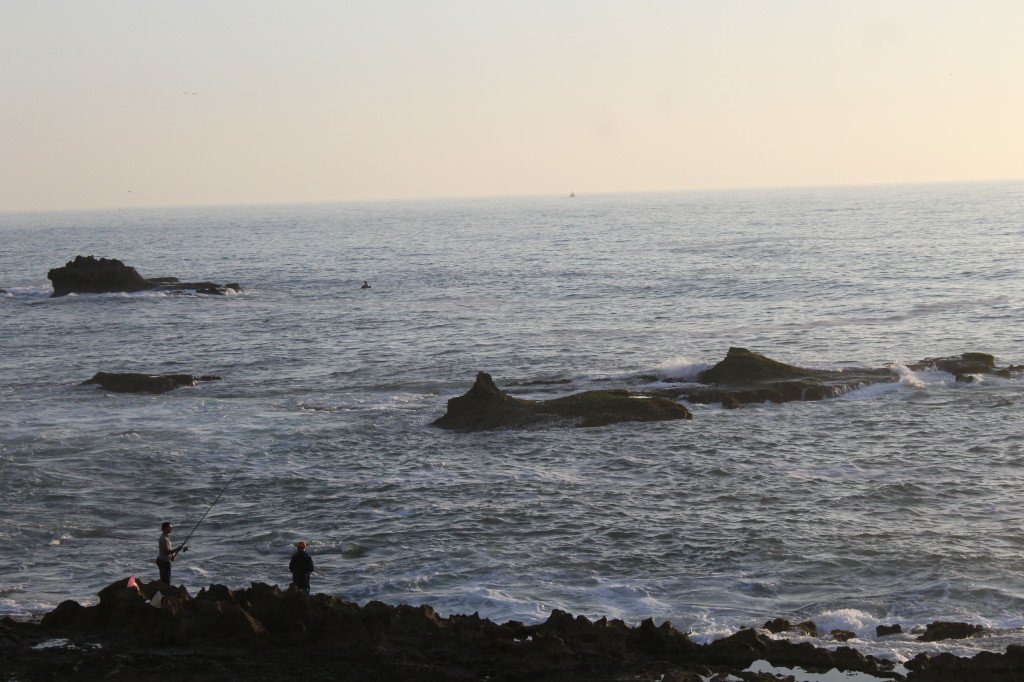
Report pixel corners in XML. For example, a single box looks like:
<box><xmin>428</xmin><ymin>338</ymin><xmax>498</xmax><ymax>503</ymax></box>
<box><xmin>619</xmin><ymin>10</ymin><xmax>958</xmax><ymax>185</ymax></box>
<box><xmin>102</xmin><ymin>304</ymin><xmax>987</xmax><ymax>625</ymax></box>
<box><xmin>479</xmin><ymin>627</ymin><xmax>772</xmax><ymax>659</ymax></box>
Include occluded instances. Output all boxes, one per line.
<box><xmin>762</xmin><ymin>618</ymin><xmax>791</xmax><ymax>633</ymax></box>
<box><xmin>433</xmin><ymin>372</ymin><xmax>693</xmax><ymax>431</ymax></box>
<box><xmin>81</xmin><ymin>372</ymin><xmax>221</xmax><ymax>394</ymax></box>
<box><xmin>698</xmin><ymin>347</ymin><xmax>816</xmax><ymax>384</ymax></box>
<box><xmin>918</xmin><ymin>621</ymin><xmax>985</xmax><ymax>642</ymax></box>
<box><xmin>16</xmin><ymin>582</ymin><xmax>907</xmax><ymax>681</ymax></box>
<box><xmin>47</xmin><ymin>255</ymin><xmax>151</xmax><ymax>296</ymax></box>
<box><xmin>831</xmin><ymin>629</ymin><xmax>856</xmax><ymax>642</ymax></box>
<box><xmin>797</xmin><ymin>620</ymin><xmax>819</xmax><ymax>637</ymax></box>
<box><xmin>877</xmin><ymin>623</ymin><xmax>903</xmax><ymax>637</ymax></box>
<box><xmin>47</xmin><ymin>255</ymin><xmax>241</xmax><ymax>297</ymax></box>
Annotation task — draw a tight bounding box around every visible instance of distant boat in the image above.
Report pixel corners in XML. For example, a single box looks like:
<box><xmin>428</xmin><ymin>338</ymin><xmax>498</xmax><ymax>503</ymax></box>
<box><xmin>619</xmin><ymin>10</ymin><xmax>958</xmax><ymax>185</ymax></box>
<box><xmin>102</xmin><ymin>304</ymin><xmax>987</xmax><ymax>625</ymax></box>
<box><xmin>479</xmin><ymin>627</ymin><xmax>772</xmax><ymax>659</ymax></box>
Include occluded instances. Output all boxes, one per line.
<box><xmin>569</xmin><ymin>191</ymin><xmax>575</xmax><ymax>198</ymax></box>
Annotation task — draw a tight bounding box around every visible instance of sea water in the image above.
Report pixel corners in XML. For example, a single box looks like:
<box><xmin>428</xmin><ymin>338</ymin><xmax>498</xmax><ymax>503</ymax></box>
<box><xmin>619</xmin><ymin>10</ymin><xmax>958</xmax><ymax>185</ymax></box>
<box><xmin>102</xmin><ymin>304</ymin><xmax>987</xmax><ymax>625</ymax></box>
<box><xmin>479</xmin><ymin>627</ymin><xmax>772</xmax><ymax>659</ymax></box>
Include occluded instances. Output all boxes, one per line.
<box><xmin>1</xmin><ymin>181</ymin><xmax>1023</xmax><ymax>665</ymax></box>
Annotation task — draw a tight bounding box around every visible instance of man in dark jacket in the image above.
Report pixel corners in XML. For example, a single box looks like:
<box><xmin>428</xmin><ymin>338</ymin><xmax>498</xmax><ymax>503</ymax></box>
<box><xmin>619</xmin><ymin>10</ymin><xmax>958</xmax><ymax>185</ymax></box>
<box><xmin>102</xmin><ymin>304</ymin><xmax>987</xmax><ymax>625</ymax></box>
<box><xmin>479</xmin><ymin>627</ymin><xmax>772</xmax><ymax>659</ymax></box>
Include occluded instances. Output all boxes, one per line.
<box><xmin>289</xmin><ymin>541</ymin><xmax>315</xmax><ymax>594</ymax></box>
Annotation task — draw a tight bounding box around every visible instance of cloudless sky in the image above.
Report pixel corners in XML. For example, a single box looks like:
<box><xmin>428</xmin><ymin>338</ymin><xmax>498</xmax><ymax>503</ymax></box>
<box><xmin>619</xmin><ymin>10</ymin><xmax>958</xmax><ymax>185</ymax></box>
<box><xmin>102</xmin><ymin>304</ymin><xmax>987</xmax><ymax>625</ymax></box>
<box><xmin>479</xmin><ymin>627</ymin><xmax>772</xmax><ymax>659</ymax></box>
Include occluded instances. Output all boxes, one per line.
<box><xmin>2</xmin><ymin>1</ymin><xmax>1023</xmax><ymax>211</ymax></box>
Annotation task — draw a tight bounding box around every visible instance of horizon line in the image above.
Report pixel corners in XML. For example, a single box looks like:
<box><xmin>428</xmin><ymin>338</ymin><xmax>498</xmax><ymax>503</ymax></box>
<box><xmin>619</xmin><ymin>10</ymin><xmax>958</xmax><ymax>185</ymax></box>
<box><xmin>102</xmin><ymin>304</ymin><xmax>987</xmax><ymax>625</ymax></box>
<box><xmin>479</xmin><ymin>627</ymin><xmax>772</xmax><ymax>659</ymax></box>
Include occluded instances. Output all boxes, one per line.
<box><xmin>2</xmin><ymin>176</ymin><xmax>1022</xmax><ymax>215</ymax></box>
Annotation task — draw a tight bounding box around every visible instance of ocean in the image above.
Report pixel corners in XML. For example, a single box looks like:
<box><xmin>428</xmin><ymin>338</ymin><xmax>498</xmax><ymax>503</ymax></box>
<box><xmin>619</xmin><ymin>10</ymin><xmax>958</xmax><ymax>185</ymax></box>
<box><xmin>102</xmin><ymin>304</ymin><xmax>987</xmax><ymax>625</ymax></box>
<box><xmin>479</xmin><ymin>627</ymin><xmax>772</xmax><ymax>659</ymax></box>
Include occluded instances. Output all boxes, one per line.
<box><xmin>1</xmin><ymin>181</ymin><xmax>1022</xmax><ymax>666</ymax></box>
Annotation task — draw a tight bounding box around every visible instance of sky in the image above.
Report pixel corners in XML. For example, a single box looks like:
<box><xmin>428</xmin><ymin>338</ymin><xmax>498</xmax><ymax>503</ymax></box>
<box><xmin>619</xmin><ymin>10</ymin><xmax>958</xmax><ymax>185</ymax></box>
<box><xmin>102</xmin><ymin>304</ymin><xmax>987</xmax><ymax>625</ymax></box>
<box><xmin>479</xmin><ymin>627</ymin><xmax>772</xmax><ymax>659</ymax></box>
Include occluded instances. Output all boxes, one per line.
<box><xmin>2</xmin><ymin>1</ymin><xmax>1023</xmax><ymax>211</ymax></box>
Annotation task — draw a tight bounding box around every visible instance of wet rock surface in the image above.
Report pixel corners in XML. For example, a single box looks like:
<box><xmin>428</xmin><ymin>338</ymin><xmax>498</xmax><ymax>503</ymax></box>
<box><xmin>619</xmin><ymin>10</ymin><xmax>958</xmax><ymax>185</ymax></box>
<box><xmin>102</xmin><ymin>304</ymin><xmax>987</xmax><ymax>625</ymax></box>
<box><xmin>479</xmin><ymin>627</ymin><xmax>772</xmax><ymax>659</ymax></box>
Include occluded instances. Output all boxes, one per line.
<box><xmin>81</xmin><ymin>372</ymin><xmax>222</xmax><ymax>394</ymax></box>
<box><xmin>433</xmin><ymin>372</ymin><xmax>693</xmax><ymax>431</ymax></box>
<box><xmin>47</xmin><ymin>255</ymin><xmax>241</xmax><ymax>297</ymax></box>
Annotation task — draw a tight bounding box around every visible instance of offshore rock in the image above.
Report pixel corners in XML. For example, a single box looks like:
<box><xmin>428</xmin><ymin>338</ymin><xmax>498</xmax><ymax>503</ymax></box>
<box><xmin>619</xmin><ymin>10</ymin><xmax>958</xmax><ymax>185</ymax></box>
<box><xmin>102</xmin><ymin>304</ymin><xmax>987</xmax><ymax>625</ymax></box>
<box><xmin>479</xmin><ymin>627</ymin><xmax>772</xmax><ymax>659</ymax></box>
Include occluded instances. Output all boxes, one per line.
<box><xmin>655</xmin><ymin>347</ymin><xmax>1021</xmax><ymax>407</ymax></box>
<box><xmin>907</xmin><ymin>353</ymin><xmax>1024</xmax><ymax>380</ymax></box>
<box><xmin>432</xmin><ymin>372</ymin><xmax>693</xmax><ymax>431</ymax></box>
<box><xmin>47</xmin><ymin>255</ymin><xmax>241</xmax><ymax>297</ymax></box>
<box><xmin>761</xmin><ymin>618</ymin><xmax>817</xmax><ymax>636</ymax></box>
<box><xmin>81</xmin><ymin>372</ymin><xmax>221</xmax><ymax>394</ymax></box>
<box><xmin>918</xmin><ymin>621</ymin><xmax>985</xmax><ymax>642</ymax></box>
<box><xmin>908</xmin><ymin>353</ymin><xmax>996</xmax><ymax>376</ymax></box>
<box><xmin>658</xmin><ymin>347</ymin><xmax>894</xmax><ymax>405</ymax></box>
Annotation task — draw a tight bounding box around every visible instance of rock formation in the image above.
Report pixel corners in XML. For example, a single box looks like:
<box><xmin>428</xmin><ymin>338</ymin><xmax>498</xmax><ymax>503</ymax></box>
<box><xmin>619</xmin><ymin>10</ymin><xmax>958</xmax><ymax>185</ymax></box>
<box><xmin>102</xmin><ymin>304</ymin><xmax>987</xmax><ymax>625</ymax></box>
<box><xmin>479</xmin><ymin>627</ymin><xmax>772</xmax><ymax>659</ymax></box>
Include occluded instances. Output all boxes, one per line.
<box><xmin>433</xmin><ymin>350</ymin><xmax>1020</xmax><ymax>427</ymax></box>
<box><xmin>1</xmin><ymin>579</ymin><xmax>905</xmax><ymax>681</ymax></box>
<box><xmin>47</xmin><ymin>255</ymin><xmax>240</xmax><ymax>297</ymax></box>
<box><xmin>432</xmin><ymin>372</ymin><xmax>692</xmax><ymax>431</ymax></box>
<box><xmin>81</xmin><ymin>372</ymin><xmax>221</xmax><ymax>394</ymax></box>
<box><xmin>653</xmin><ymin>347</ymin><xmax>1021</xmax><ymax>407</ymax></box>
<box><xmin>5</xmin><ymin>580</ymin><xmax>1017</xmax><ymax>681</ymax></box>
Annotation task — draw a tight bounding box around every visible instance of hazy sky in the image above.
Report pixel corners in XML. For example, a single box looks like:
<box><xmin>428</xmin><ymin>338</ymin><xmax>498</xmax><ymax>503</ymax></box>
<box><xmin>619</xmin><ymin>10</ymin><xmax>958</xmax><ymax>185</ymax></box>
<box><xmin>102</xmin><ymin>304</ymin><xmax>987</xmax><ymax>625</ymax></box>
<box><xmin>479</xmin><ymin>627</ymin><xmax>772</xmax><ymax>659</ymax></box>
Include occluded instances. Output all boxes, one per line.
<box><xmin>3</xmin><ymin>1</ymin><xmax>1023</xmax><ymax>211</ymax></box>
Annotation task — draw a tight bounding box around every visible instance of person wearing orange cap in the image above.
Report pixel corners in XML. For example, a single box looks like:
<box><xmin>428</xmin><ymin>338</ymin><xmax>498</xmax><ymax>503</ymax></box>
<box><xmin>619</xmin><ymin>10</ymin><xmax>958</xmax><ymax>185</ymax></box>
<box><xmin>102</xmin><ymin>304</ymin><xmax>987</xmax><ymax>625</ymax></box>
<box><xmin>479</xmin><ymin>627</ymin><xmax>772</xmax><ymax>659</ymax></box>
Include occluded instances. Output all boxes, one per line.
<box><xmin>288</xmin><ymin>541</ymin><xmax>315</xmax><ymax>594</ymax></box>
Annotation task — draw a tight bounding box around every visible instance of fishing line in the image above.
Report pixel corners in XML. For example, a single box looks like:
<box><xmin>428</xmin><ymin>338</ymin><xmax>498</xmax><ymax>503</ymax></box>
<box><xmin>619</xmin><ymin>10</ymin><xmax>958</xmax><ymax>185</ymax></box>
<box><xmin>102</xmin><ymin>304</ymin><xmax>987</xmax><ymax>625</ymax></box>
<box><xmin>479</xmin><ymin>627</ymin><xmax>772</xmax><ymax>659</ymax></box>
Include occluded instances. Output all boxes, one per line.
<box><xmin>179</xmin><ymin>454</ymin><xmax>250</xmax><ymax>551</ymax></box>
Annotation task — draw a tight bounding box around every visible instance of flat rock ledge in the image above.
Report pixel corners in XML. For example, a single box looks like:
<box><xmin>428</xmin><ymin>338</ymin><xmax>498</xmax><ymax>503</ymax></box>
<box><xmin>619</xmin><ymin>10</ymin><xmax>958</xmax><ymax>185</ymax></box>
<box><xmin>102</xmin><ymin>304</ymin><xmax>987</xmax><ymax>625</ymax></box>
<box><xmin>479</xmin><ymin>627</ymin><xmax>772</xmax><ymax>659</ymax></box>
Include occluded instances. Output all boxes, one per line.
<box><xmin>81</xmin><ymin>372</ymin><xmax>222</xmax><ymax>394</ymax></box>
<box><xmin>47</xmin><ymin>255</ymin><xmax>241</xmax><ymax>297</ymax></box>
<box><xmin>433</xmin><ymin>372</ymin><xmax>693</xmax><ymax>431</ymax></box>
<box><xmin>652</xmin><ymin>347</ymin><xmax>1021</xmax><ymax>407</ymax></box>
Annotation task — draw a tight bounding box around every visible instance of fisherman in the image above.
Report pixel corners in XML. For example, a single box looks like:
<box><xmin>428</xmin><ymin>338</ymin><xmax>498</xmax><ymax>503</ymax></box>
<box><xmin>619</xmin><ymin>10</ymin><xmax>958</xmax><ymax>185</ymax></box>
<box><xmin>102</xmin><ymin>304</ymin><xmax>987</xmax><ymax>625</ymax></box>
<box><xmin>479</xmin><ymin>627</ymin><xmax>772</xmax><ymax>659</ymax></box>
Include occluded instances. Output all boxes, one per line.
<box><xmin>156</xmin><ymin>521</ymin><xmax>187</xmax><ymax>585</ymax></box>
<box><xmin>289</xmin><ymin>541</ymin><xmax>315</xmax><ymax>595</ymax></box>
<box><xmin>361</xmin><ymin>280</ymin><xmax>371</xmax><ymax>289</ymax></box>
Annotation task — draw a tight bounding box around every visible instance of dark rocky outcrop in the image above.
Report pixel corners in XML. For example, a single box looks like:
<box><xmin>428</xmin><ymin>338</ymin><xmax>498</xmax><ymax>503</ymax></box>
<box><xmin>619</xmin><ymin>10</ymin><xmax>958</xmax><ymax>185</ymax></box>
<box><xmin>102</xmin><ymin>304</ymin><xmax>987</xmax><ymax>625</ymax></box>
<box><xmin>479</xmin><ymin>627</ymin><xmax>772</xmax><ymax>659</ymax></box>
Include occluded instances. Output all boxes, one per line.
<box><xmin>433</xmin><ymin>372</ymin><xmax>693</xmax><ymax>431</ymax></box>
<box><xmin>4</xmin><ymin>582</ymin><xmax>909</xmax><ymax>681</ymax></box>
<box><xmin>653</xmin><ymin>347</ymin><xmax>1021</xmax><ymax>407</ymax></box>
<box><xmin>11</xmin><ymin>585</ymin><xmax>1018</xmax><ymax>682</ymax></box>
<box><xmin>918</xmin><ymin>621</ymin><xmax>985</xmax><ymax>642</ymax></box>
<box><xmin>47</xmin><ymin>255</ymin><xmax>241</xmax><ymax>297</ymax></box>
<box><xmin>657</xmin><ymin>347</ymin><xmax>896</xmax><ymax>406</ymax></box>
<box><xmin>81</xmin><ymin>372</ymin><xmax>221</xmax><ymax>394</ymax></box>
<box><xmin>904</xmin><ymin>645</ymin><xmax>1024</xmax><ymax>681</ymax></box>
<box><xmin>435</xmin><ymin>350</ymin><xmax>1020</xmax><ymax>427</ymax></box>
<box><xmin>761</xmin><ymin>617</ymin><xmax>817</xmax><ymax>636</ymax></box>
<box><xmin>908</xmin><ymin>353</ymin><xmax>996</xmax><ymax>377</ymax></box>
<box><xmin>908</xmin><ymin>353</ymin><xmax>1024</xmax><ymax>381</ymax></box>
<box><xmin>877</xmin><ymin>623</ymin><xmax>903</xmax><ymax>637</ymax></box>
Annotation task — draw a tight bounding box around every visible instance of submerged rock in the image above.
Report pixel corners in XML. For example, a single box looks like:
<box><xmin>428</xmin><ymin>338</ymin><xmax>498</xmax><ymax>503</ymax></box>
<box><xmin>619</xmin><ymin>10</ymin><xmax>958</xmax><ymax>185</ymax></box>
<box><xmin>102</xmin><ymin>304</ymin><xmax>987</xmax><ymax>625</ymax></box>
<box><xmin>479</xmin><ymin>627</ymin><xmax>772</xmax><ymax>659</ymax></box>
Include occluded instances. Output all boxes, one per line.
<box><xmin>81</xmin><ymin>372</ymin><xmax>221</xmax><ymax>394</ymax></box>
<box><xmin>47</xmin><ymin>255</ymin><xmax>241</xmax><ymax>297</ymax></box>
<box><xmin>432</xmin><ymin>372</ymin><xmax>693</xmax><ymax>431</ymax></box>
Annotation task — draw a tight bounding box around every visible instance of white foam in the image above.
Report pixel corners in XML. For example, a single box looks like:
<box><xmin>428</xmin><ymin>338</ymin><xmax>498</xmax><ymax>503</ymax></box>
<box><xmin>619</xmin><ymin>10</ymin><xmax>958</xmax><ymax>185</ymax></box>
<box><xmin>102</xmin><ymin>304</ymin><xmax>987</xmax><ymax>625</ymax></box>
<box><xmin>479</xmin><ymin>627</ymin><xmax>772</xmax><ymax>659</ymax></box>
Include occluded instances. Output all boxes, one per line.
<box><xmin>0</xmin><ymin>285</ymin><xmax>52</xmax><ymax>300</ymax></box>
<box><xmin>891</xmin><ymin>361</ymin><xmax>926</xmax><ymax>389</ymax></box>
<box><xmin>812</xmin><ymin>608</ymin><xmax>877</xmax><ymax>639</ymax></box>
<box><xmin>836</xmin><ymin>382</ymin><xmax>900</xmax><ymax>401</ymax></box>
<box><xmin>651</xmin><ymin>356</ymin><xmax>713</xmax><ymax>382</ymax></box>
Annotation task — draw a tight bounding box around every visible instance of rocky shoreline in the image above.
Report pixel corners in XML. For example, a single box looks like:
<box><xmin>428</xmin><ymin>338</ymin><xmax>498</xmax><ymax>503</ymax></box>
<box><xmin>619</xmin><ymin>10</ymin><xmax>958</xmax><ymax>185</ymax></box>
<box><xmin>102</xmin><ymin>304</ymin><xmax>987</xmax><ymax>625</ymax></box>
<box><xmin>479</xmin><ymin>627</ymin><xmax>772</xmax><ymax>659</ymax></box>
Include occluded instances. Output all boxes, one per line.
<box><xmin>3</xmin><ymin>579</ymin><xmax>1023</xmax><ymax>681</ymax></box>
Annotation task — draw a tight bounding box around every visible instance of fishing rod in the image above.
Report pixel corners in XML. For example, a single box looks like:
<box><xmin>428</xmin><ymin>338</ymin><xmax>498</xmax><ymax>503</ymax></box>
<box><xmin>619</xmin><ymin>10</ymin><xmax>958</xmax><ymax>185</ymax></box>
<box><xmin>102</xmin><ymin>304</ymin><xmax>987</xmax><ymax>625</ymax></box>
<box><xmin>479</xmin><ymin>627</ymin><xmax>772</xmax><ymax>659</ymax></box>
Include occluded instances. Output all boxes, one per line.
<box><xmin>178</xmin><ymin>454</ymin><xmax>250</xmax><ymax>553</ymax></box>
